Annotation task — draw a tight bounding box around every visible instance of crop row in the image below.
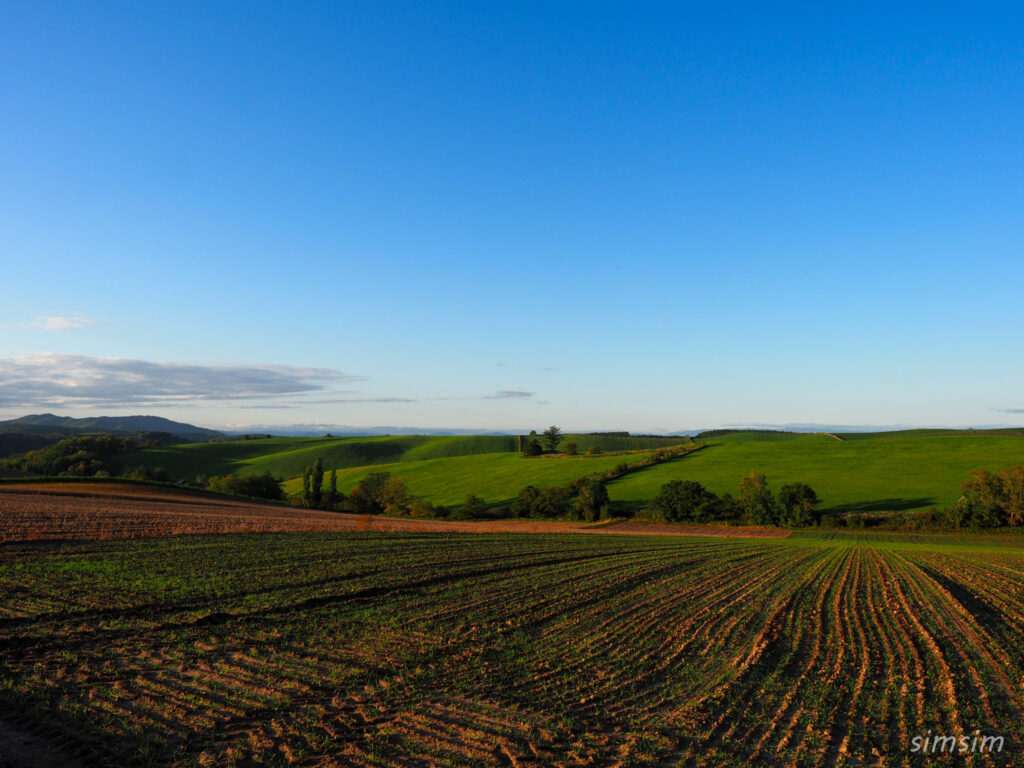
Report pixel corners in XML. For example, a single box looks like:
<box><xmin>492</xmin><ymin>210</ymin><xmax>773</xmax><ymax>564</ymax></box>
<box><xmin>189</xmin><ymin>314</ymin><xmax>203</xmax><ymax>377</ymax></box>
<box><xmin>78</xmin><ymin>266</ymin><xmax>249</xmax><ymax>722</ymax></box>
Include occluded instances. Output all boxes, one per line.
<box><xmin>1</xmin><ymin>533</ymin><xmax>1022</xmax><ymax>766</ymax></box>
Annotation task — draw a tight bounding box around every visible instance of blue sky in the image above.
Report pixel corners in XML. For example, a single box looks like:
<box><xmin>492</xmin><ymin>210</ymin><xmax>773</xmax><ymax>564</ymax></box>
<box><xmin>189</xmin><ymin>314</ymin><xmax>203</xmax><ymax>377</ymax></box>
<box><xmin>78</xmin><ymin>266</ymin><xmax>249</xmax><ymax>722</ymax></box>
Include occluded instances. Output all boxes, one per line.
<box><xmin>2</xmin><ymin>2</ymin><xmax>1023</xmax><ymax>432</ymax></box>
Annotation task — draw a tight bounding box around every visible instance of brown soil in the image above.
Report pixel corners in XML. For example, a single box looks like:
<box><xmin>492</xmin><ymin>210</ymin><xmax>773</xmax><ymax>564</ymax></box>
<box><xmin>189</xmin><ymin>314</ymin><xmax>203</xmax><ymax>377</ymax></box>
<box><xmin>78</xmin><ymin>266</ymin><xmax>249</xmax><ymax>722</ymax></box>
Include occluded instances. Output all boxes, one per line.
<box><xmin>0</xmin><ymin>482</ymin><xmax>789</xmax><ymax>542</ymax></box>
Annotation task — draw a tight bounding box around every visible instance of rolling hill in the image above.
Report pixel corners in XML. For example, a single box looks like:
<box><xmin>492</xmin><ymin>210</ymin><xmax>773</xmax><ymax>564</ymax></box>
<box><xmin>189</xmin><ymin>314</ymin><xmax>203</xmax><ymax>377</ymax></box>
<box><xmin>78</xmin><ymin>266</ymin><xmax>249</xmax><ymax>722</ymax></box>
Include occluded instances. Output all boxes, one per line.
<box><xmin>0</xmin><ymin>413</ymin><xmax>224</xmax><ymax>459</ymax></box>
<box><xmin>280</xmin><ymin>451</ymin><xmax>654</xmax><ymax>506</ymax></box>
<box><xmin>606</xmin><ymin>430</ymin><xmax>1024</xmax><ymax>513</ymax></box>
<box><xmin>0</xmin><ymin>413</ymin><xmax>222</xmax><ymax>440</ymax></box>
<box><xmin>66</xmin><ymin>428</ymin><xmax>1024</xmax><ymax>517</ymax></box>
<box><xmin>110</xmin><ymin>433</ymin><xmax>686</xmax><ymax>482</ymax></box>
<box><xmin>111</xmin><ymin>434</ymin><xmax>521</xmax><ymax>480</ymax></box>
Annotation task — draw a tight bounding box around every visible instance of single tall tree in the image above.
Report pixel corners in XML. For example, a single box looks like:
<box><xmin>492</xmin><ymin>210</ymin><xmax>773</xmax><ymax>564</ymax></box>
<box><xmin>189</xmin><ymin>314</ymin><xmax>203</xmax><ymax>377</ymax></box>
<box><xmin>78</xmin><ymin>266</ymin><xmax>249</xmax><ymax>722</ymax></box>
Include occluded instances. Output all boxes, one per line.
<box><xmin>350</xmin><ymin>471</ymin><xmax>393</xmax><ymax>514</ymax></box>
<box><xmin>738</xmin><ymin>471</ymin><xmax>777</xmax><ymax>525</ymax></box>
<box><xmin>542</xmin><ymin>425</ymin><xmax>562</xmax><ymax>452</ymax></box>
<box><xmin>305</xmin><ymin>457</ymin><xmax>325</xmax><ymax>508</ymax></box>
<box><xmin>778</xmin><ymin>482</ymin><xmax>820</xmax><ymax>527</ymax></box>
<box><xmin>652</xmin><ymin>480</ymin><xmax>715</xmax><ymax>522</ymax></box>
<box><xmin>575</xmin><ymin>478</ymin><xmax>610</xmax><ymax>522</ymax></box>
<box><xmin>302</xmin><ymin>466</ymin><xmax>312</xmax><ymax>505</ymax></box>
<box><xmin>322</xmin><ymin>468</ymin><xmax>339</xmax><ymax>509</ymax></box>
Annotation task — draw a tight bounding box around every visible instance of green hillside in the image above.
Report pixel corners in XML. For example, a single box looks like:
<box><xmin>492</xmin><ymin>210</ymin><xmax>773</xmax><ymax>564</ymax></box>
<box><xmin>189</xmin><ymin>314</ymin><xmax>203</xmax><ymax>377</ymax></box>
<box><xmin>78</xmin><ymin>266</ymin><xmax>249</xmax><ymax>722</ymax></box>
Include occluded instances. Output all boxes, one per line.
<box><xmin>108</xmin><ymin>429</ymin><xmax>1024</xmax><ymax>517</ymax></box>
<box><xmin>833</xmin><ymin>427</ymin><xmax>1024</xmax><ymax>440</ymax></box>
<box><xmin>112</xmin><ymin>433</ymin><xmax>685</xmax><ymax>483</ymax></box>
<box><xmin>607</xmin><ymin>431</ymin><xmax>1024</xmax><ymax>513</ymax></box>
<box><xmin>282</xmin><ymin>451</ymin><xmax>650</xmax><ymax>506</ymax></box>
<box><xmin>112</xmin><ymin>434</ymin><xmax>519</xmax><ymax>480</ymax></box>
<box><xmin>557</xmin><ymin>434</ymin><xmax>690</xmax><ymax>452</ymax></box>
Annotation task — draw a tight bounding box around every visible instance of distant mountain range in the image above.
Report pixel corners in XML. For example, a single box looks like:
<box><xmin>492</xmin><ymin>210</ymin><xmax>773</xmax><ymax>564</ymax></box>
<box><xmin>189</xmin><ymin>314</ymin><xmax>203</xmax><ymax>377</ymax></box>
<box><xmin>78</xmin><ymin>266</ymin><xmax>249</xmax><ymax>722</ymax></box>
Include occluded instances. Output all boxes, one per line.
<box><xmin>0</xmin><ymin>414</ymin><xmax>224</xmax><ymax>459</ymax></box>
<box><xmin>0</xmin><ymin>413</ymin><xmax>223</xmax><ymax>440</ymax></box>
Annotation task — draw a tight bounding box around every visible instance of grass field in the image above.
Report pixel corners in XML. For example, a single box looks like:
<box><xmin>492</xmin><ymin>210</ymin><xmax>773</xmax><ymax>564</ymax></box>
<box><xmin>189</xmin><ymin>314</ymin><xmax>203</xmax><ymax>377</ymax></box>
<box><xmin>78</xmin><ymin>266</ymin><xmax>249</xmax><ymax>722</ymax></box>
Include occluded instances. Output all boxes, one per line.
<box><xmin>833</xmin><ymin>428</ymin><xmax>1024</xmax><ymax>440</ymax></box>
<box><xmin>556</xmin><ymin>434</ymin><xmax>692</xmax><ymax>452</ymax></box>
<box><xmin>607</xmin><ymin>432</ymin><xmax>1024</xmax><ymax>513</ymax></box>
<box><xmin>109</xmin><ymin>430</ymin><xmax>1024</xmax><ymax>517</ymax></box>
<box><xmin>112</xmin><ymin>434</ymin><xmax>686</xmax><ymax>483</ymax></box>
<box><xmin>112</xmin><ymin>434</ymin><xmax>520</xmax><ymax>480</ymax></box>
<box><xmin>282</xmin><ymin>451</ymin><xmax>655</xmax><ymax>506</ymax></box>
<box><xmin>2</xmin><ymin>530</ymin><xmax>1021</xmax><ymax>766</ymax></box>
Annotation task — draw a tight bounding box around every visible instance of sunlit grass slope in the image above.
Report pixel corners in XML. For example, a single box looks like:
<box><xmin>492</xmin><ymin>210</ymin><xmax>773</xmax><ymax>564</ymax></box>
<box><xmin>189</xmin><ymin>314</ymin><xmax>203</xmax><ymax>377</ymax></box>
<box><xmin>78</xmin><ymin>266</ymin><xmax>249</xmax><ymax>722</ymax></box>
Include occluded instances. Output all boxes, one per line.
<box><xmin>607</xmin><ymin>432</ymin><xmax>1024</xmax><ymax>513</ymax></box>
<box><xmin>558</xmin><ymin>434</ymin><xmax>688</xmax><ymax>452</ymax></box>
<box><xmin>113</xmin><ymin>435</ymin><xmax>518</xmax><ymax>480</ymax></box>
<box><xmin>112</xmin><ymin>430</ymin><xmax>1024</xmax><ymax>515</ymax></box>
<box><xmin>282</xmin><ymin>452</ymin><xmax>650</xmax><ymax>506</ymax></box>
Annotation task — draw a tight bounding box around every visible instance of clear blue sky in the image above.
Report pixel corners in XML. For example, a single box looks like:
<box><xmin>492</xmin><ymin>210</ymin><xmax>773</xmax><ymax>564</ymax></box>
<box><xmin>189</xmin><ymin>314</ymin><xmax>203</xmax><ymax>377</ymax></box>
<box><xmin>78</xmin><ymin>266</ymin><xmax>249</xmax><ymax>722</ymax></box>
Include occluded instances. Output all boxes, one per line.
<box><xmin>2</xmin><ymin>2</ymin><xmax>1022</xmax><ymax>432</ymax></box>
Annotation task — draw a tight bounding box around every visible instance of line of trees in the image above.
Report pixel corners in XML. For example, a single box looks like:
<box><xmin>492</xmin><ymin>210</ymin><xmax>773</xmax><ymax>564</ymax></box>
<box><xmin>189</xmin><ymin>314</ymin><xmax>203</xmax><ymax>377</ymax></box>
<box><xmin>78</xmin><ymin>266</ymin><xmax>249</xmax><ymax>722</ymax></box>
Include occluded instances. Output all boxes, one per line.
<box><xmin>649</xmin><ymin>471</ymin><xmax>821</xmax><ymax>527</ymax></box>
<box><xmin>512</xmin><ymin>477</ymin><xmax>611</xmax><ymax>521</ymax></box>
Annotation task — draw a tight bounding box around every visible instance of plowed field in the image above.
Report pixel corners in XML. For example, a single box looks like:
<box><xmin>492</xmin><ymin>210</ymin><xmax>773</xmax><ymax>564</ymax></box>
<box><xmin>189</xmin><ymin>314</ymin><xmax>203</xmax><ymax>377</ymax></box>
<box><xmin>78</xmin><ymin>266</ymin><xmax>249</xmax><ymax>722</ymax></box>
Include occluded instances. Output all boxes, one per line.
<box><xmin>0</xmin><ymin>483</ymin><xmax>788</xmax><ymax>542</ymax></box>
<box><xmin>1</xmin><ymin>526</ymin><xmax>1022</xmax><ymax>766</ymax></box>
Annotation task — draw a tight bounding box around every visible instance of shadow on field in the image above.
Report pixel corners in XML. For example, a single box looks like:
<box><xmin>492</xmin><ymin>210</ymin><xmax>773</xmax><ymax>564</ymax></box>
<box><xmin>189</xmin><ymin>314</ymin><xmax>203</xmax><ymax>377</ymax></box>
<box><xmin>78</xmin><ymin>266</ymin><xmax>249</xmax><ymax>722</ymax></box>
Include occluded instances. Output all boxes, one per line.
<box><xmin>610</xmin><ymin>500</ymin><xmax>647</xmax><ymax>516</ymax></box>
<box><xmin>826</xmin><ymin>497</ymin><xmax>934</xmax><ymax>513</ymax></box>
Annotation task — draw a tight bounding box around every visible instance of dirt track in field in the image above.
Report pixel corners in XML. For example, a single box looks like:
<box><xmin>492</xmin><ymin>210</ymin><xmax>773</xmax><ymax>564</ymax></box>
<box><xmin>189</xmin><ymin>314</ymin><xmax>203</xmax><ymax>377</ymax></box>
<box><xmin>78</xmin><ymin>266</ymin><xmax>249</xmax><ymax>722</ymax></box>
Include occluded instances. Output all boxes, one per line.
<box><xmin>0</xmin><ymin>482</ymin><xmax>789</xmax><ymax>542</ymax></box>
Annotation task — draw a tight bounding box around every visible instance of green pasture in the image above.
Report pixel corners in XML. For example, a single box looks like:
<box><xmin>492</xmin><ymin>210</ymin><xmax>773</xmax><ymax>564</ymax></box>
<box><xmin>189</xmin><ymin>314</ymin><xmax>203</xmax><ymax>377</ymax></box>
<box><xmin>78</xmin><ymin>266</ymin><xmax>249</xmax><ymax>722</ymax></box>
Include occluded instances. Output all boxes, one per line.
<box><xmin>607</xmin><ymin>432</ymin><xmax>1024</xmax><ymax>513</ymax></box>
<box><xmin>111</xmin><ymin>433</ymin><xmax>684</xmax><ymax>484</ymax></box>
<box><xmin>834</xmin><ymin>427</ymin><xmax>1024</xmax><ymax>440</ymax></box>
<box><xmin>557</xmin><ymin>434</ymin><xmax>689</xmax><ymax>452</ymax></box>
<box><xmin>282</xmin><ymin>451</ymin><xmax>650</xmax><ymax>506</ymax></box>
<box><xmin>111</xmin><ymin>429</ymin><xmax>1024</xmax><ymax>516</ymax></box>
<box><xmin>112</xmin><ymin>434</ymin><xmax>519</xmax><ymax>480</ymax></box>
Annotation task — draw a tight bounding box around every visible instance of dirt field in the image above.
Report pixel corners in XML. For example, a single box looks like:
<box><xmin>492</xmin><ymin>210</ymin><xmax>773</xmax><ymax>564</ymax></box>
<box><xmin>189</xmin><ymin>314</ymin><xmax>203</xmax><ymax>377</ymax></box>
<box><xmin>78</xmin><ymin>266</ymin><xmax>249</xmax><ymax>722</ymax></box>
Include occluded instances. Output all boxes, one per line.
<box><xmin>0</xmin><ymin>482</ymin><xmax>789</xmax><ymax>542</ymax></box>
<box><xmin>1</xmin><ymin>531</ymin><xmax>1021</xmax><ymax>766</ymax></box>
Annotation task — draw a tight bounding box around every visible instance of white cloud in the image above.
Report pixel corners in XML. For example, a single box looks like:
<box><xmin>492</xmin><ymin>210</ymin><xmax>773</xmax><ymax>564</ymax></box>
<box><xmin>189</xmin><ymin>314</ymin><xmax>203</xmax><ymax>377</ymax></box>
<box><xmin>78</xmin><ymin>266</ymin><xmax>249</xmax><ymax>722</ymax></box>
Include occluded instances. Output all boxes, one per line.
<box><xmin>28</xmin><ymin>316</ymin><xmax>102</xmax><ymax>331</ymax></box>
<box><xmin>0</xmin><ymin>353</ymin><xmax>361</xmax><ymax>408</ymax></box>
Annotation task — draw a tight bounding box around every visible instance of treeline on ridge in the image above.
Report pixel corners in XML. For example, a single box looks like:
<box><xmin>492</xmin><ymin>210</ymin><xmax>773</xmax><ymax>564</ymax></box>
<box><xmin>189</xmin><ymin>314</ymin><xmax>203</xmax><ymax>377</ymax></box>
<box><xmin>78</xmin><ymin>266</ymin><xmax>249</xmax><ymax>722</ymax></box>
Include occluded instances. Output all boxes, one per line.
<box><xmin>0</xmin><ymin>435</ymin><xmax>169</xmax><ymax>480</ymax></box>
<box><xmin>1</xmin><ymin>435</ymin><xmax>289</xmax><ymax>502</ymax></box>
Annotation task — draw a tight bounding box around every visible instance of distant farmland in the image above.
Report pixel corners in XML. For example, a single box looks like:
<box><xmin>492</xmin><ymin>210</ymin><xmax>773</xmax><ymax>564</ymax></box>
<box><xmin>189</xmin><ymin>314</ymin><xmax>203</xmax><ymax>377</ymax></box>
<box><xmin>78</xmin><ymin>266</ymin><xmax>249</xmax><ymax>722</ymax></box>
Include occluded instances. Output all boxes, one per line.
<box><xmin>114</xmin><ymin>430</ymin><xmax>1024</xmax><ymax>515</ymax></box>
<box><xmin>282</xmin><ymin>451</ymin><xmax>654</xmax><ymax>506</ymax></box>
<box><xmin>110</xmin><ymin>434</ymin><xmax>522</xmax><ymax>480</ymax></box>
